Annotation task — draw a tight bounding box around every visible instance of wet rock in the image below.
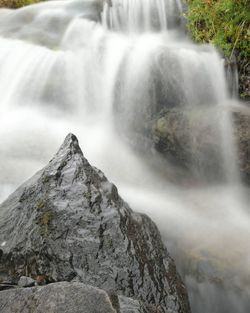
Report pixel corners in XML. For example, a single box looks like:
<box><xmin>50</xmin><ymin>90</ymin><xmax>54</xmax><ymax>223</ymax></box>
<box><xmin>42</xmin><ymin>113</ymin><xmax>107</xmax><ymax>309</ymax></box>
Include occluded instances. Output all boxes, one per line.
<box><xmin>225</xmin><ymin>54</ymin><xmax>250</xmax><ymax>101</ymax></box>
<box><xmin>237</xmin><ymin>55</ymin><xmax>250</xmax><ymax>101</ymax></box>
<box><xmin>151</xmin><ymin>108</ymin><xmax>225</xmax><ymax>182</ymax></box>
<box><xmin>233</xmin><ymin>109</ymin><xmax>250</xmax><ymax>184</ymax></box>
<box><xmin>151</xmin><ymin>106</ymin><xmax>250</xmax><ymax>184</ymax></box>
<box><xmin>0</xmin><ymin>134</ymin><xmax>190</xmax><ymax>313</ymax></box>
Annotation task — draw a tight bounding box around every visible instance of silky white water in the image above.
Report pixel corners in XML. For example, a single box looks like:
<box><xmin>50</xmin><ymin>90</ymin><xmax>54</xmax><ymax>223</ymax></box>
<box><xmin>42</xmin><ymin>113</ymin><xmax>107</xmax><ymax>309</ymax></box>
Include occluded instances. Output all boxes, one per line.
<box><xmin>0</xmin><ymin>0</ymin><xmax>249</xmax><ymax>312</ymax></box>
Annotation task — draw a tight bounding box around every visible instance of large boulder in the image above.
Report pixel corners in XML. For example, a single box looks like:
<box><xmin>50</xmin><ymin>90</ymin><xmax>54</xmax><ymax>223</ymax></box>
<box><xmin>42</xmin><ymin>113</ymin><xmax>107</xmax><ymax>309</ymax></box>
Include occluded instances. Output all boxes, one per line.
<box><xmin>0</xmin><ymin>281</ymin><xmax>157</xmax><ymax>313</ymax></box>
<box><xmin>0</xmin><ymin>134</ymin><xmax>190</xmax><ymax>313</ymax></box>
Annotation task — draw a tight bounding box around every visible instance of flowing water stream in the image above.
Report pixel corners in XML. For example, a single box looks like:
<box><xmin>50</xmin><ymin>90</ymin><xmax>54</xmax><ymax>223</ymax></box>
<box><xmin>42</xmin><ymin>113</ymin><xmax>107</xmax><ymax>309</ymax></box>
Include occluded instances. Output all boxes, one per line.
<box><xmin>0</xmin><ymin>0</ymin><xmax>249</xmax><ymax>312</ymax></box>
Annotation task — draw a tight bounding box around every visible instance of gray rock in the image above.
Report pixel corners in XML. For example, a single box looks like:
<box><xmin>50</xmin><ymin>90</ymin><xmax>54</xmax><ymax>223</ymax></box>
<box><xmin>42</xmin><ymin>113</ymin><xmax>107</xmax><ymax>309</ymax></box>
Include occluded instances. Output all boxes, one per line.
<box><xmin>233</xmin><ymin>109</ymin><xmax>250</xmax><ymax>184</ymax></box>
<box><xmin>0</xmin><ymin>282</ymin><xmax>114</xmax><ymax>313</ymax></box>
<box><xmin>0</xmin><ymin>134</ymin><xmax>190</xmax><ymax>313</ymax></box>
<box><xmin>0</xmin><ymin>281</ymin><xmax>160</xmax><ymax>313</ymax></box>
<box><xmin>117</xmin><ymin>295</ymin><xmax>156</xmax><ymax>313</ymax></box>
<box><xmin>18</xmin><ymin>276</ymin><xmax>36</xmax><ymax>287</ymax></box>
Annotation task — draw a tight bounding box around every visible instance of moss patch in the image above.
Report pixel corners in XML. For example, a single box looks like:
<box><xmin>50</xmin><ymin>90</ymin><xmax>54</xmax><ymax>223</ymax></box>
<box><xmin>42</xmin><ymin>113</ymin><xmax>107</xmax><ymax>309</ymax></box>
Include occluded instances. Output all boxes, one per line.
<box><xmin>38</xmin><ymin>211</ymin><xmax>52</xmax><ymax>226</ymax></box>
<box><xmin>0</xmin><ymin>0</ymin><xmax>41</xmax><ymax>9</ymax></box>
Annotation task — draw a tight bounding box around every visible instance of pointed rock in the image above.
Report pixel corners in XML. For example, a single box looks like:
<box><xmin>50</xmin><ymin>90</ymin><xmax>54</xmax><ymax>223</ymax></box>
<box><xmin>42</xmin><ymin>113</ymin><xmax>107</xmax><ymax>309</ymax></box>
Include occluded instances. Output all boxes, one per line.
<box><xmin>0</xmin><ymin>134</ymin><xmax>190</xmax><ymax>313</ymax></box>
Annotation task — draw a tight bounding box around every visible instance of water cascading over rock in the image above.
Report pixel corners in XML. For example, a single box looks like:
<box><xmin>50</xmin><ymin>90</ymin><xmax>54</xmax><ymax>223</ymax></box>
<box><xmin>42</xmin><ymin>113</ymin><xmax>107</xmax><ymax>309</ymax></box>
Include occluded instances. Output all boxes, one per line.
<box><xmin>0</xmin><ymin>0</ymin><xmax>240</xmax><ymax>183</ymax></box>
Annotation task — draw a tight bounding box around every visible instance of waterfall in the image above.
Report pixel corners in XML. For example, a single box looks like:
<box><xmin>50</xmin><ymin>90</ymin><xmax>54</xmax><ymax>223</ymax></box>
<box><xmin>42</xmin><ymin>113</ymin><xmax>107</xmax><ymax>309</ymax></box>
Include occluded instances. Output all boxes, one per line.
<box><xmin>0</xmin><ymin>1</ymin><xmax>249</xmax><ymax>312</ymax></box>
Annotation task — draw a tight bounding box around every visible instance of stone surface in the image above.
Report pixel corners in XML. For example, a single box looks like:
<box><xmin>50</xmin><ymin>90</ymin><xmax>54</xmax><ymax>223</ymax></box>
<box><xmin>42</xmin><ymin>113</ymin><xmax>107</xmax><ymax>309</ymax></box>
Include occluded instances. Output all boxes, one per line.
<box><xmin>233</xmin><ymin>109</ymin><xmax>250</xmax><ymax>184</ymax></box>
<box><xmin>0</xmin><ymin>281</ymin><xmax>160</xmax><ymax>313</ymax></box>
<box><xmin>0</xmin><ymin>133</ymin><xmax>190</xmax><ymax>313</ymax></box>
<box><xmin>18</xmin><ymin>276</ymin><xmax>36</xmax><ymax>287</ymax></box>
<box><xmin>238</xmin><ymin>55</ymin><xmax>250</xmax><ymax>101</ymax></box>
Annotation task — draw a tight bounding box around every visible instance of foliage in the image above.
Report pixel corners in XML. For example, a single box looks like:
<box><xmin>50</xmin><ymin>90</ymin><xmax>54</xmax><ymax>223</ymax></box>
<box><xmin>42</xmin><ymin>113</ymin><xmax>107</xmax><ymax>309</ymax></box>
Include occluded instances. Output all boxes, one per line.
<box><xmin>0</xmin><ymin>0</ymin><xmax>40</xmax><ymax>9</ymax></box>
<box><xmin>185</xmin><ymin>0</ymin><xmax>250</xmax><ymax>58</ymax></box>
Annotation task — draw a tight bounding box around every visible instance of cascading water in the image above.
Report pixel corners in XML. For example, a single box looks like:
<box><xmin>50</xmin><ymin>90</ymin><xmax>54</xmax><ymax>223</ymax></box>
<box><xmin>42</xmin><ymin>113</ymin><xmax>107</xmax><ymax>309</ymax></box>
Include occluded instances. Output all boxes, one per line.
<box><xmin>0</xmin><ymin>0</ymin><xmax>249</xmax><ymax>312</ymax></box>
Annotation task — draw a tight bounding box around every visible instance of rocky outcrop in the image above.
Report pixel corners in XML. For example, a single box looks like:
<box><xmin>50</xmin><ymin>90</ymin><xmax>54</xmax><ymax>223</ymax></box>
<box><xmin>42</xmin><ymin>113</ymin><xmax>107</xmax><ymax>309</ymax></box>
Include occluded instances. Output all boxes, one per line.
<box><xmin>0</xmin><ymin>281</ymin><xmax>158</xmax><ymax>313</ymax></box>
<box><xmin>0</xmin><ymin>134</ymin><xmax>190</xmax><ymax>313</ymax></box>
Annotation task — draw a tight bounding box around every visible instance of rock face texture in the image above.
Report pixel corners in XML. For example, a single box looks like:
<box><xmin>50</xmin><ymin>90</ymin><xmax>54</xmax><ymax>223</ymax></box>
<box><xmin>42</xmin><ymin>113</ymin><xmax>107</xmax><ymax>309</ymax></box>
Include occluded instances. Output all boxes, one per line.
<box><xmin>0</xmin><ymin>134</ymin><xmax>190</xmax><ymax>313</ymax></box>
<box><xmin>0</xmin><ymin>282</ymin><xmax>116</xmax><ymax>313</ymax></box>
<box><xmin>0</xmin><ymin>281</ymin><xmax>156</xmax><ymax>313</ymax></box>
<box><xmin>233</xmin><ymin>110</ymin><xmax>250</xmax><ymax>184</ymax></box>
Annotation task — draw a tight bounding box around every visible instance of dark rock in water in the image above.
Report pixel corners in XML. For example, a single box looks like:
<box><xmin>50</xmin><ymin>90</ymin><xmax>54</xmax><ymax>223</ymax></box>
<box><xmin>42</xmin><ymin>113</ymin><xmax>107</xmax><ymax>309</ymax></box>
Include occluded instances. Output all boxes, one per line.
<box><xmin>151</xmin><ymin>108</ymin><xmax>225</xmax><ymax>182</ymax></box>
<box><xmin>0</xmin><ymin>134</ymin><xmax>190</xmax><ymax>313</ymax></box>
<box><xmin>151</xmin><ymin>106</ymin><xmax>250</xmax><ymax>184</ymax></box>
<box><xmin>233</xmin><ymin>109</ymin><xmax>250</xmax><ymax>184</ymax></box>
<box><xmin>224</xmin><ymin>51</ymin><xmax>249</xmax><ymax>101</ymax></box>
<box><xmin>0</xmin><ymin>281</ymin><xmax>156</xmax><ymax>313</ymax></box>
<box><xmin>236</xmin><ymin>55</ymin><xmax>250</xmax><ymax>101</ymax></box>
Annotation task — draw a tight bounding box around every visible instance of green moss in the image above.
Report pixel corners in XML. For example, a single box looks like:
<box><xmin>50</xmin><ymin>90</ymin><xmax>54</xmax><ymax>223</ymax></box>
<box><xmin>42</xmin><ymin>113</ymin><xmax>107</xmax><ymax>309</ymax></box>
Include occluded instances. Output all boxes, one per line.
<box><xmin>84</xmin><ymin>191</ymin><xmax>92</xmax><ymax>200</ymax></box>
<box><xmin>185</xmin><ymin>0</ymin><xmax>250</xmax><ymax>58</ymax></box>
<box><xmin>38</xmin><ymin>211</ymin><xmax>52</xmax><ymax>226</ymax></box>
<box><xmin>36</xmin><ymin>199</ymin><xmax>45</xmax><ymax>210</ymax></box>
<box><xmin>36</xmin><ymin>210</ymin><xmax>53</xmax><ymax>236</ymax></box>
<box><xmin>41</xmin><ymin>174</ymin><xmax>50</xmax><ymax>185</ymax></box>
<box><xmin>0</xmin><ymin>0</ymin><xmax>41</xmax><ymax>9</ymax></box>
<box><xmin>35</xmin><ymin>199</ymin><xmax>53</xmax><ymax>235</ymax></box>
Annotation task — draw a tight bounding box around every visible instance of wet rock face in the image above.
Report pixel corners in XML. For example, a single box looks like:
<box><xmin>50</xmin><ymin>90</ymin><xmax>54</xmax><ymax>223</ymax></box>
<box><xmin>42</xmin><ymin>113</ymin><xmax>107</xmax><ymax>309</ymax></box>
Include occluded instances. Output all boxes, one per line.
<box><xmin>233</xmin><ymin>110</ymin><xmax>250</xmax><ymax>184</ymax></box>
<box><xmin>0</xmin><ymin>134</ymin><xmax>190</xmax><ymax>313</ymax></box>
<box><xmin>151</xmin><ymin>108</ymin><xmax>225</xmax><ymax>182</ymax></box>
<box><xmin>238</xmin><ymin>56</ymin><xmax>250</xmax><ymax>101</ymax></box>
<box><xmin>152</xmin><ymin>107</ymin><xmax>250</xmax><ymax>184</ymax></box>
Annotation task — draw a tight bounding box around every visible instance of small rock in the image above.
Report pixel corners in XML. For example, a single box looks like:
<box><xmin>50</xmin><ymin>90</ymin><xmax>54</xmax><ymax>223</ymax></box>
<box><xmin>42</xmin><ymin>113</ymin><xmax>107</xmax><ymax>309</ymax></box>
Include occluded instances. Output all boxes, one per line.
<box><xmin>18</xmin><ymin>276</ymin><xmax>35</xmax><ymax>288</ymax></box>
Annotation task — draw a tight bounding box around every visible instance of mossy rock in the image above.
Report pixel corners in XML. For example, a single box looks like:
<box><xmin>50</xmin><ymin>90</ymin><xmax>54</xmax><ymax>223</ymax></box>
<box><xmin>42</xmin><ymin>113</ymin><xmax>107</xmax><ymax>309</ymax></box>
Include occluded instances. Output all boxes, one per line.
<box><xmin>152</xmin><ymin>106</ymin><xmax>250</xmax><ymax>184</ymax></box>
<box><xmin>152</xmin><ymin>107</ymin><xmax>225</xmax><ymax>181</ymax></box>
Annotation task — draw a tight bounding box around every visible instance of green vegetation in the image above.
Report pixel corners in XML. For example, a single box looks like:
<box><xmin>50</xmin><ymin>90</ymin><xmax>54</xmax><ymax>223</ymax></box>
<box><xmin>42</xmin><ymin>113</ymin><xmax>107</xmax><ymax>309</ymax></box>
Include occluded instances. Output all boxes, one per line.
<box><xmin>35</xmin><ymin>198</ymin><xmax>53</xmax><ymax>236</ymax></box>
<box><xmin>0</xmin><ymin>0</ymin><xmax>40</xmax><ymax>9</ymax></box>
<box><xmin>185</xmin><ymin>0</ymin><xmax>250</xmax><ymax>58</ymax></box>
<box><xmin>36</xmin><ymin>199</ymin><xmax>46</xmax><ymax>210</ymax></box>
<box><xmin>36</xmin><ymin>209</ymin><xmax>53</xmax><ymax>236</ymax></box>
<box><xmin>38</xmin><ymin>211</ymin><xmax>52</xmax><ymax>226</ymax></box>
